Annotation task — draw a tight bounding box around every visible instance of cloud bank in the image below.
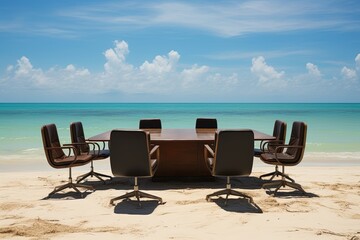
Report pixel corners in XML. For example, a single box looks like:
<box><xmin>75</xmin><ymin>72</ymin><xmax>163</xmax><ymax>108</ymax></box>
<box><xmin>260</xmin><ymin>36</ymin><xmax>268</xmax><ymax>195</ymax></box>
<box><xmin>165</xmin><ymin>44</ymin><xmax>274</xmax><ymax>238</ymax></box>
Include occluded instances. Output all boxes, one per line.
<box><xmin>1</xmin><ymin>40</ymin><xmax>359</xmax><ymax>102</ymax></box>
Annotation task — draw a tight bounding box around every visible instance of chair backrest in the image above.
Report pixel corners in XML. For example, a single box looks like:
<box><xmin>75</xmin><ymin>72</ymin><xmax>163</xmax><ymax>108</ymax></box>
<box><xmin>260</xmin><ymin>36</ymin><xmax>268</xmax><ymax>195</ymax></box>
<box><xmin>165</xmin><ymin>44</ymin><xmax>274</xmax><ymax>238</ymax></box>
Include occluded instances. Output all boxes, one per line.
<box><xmin>41</xmin><ymin>124</ymin><xmax>66</xmax><ymax>168</ymax></box>
<box><xmin>70</xmin><ymin>122</ymin><xmax>89</xmax><ymax>154</ymax></box>
<box><xmin>269</xmin><ymin>120</ymin><xmax>287</xmax><ymax>152</ymax></box>
<box><xmin>195</xmin><ymin>118</ymin><xmax>218</xmax><ymax>129</ymax></box>
<box><xmin>110</xmin><ymin>130</ymin><xmax>152</xmax><ymax>177</ymax></box>
<box><xmin>285</xmin><ymin>121</ymin><xmax>307</xmax><ymax>161</ymax></box>
<box><xmin>212</xmin><ymin>130</ymin><xmax>254</xmax><ymax>177</ymax></box>
<box><xmin>139</xmin><ymin>119</ymin><xmax>162</xmax><ymax>129</ymax></box>
<box><xmin>273</xmin><ymin>120</ymin><xmax>287</xmax><ymax>141</ymax></box>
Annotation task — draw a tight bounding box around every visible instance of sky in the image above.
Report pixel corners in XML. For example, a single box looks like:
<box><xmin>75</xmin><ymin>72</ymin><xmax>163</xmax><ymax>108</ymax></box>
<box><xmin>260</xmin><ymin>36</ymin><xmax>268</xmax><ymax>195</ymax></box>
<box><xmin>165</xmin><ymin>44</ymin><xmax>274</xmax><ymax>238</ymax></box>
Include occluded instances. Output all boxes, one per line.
<box><xmin>0</xmin><ymin>0</ymin><xmax>360</xmax><ymax>103</ymax></box>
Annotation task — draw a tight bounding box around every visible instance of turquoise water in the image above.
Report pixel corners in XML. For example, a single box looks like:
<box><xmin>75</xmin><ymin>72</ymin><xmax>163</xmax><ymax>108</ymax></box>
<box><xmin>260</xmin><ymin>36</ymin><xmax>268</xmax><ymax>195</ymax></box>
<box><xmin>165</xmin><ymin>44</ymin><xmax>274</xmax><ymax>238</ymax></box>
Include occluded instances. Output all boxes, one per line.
<box><xmin>0</xmin><ymin>103</ymin><xmax>359</xmax><ymax>169</ymax></box>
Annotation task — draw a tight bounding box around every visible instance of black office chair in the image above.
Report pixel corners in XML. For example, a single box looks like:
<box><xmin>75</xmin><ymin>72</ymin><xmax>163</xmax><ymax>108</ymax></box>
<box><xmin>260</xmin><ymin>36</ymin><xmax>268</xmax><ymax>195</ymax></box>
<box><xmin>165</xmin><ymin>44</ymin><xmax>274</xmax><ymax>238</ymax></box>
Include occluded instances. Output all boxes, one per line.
<box><xmin>204</xmin><ymin>130</ymin><xmax>254</xmax><ymax>205</ymax></box>
<box><xmin>260</xmin><ymin>122</ymin><xmax>307</xmax><ymax>195</ymax></box>
<box><xmin>195</xmin><ymin>118</ymin><xmax>218</xmax><ymax>129</ymax></box>
<box><xmin>254</xmin><ymin>120</ymin><xmax>287</xmax><ymax>180</ymax></box>
<box><xmin>139</xmin><ymin>119</ymin><xmax>162</xmax><ymax>129</ymax></box>
<box><xmin>109</xmin><ymin>130</ymin><xmax>163</xmax><ymax>206</ymax></box>
<box><xmin>70</xmin><ymin>122</ymin><xmax>112</xmax><ymax>184</ymax></box>
<box><xmin>41</xmin><ymin>124</ymin><xmax>94</xmax><ymax>198</ymax></box>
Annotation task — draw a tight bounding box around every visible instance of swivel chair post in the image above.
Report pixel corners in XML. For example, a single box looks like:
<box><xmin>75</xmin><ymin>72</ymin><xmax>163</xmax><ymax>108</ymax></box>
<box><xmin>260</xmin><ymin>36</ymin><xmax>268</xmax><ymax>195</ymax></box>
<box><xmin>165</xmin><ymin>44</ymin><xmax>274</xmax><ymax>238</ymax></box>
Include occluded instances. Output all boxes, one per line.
<box><xmin>70</xmin><ymin>122</ymin><xmax>113</xmax><ymax>184</ymax></box>
<box><xmin>260</xmin><ymin>165</ymin><xmax>280</xmax><ymax>180</ymax></box>
<box><xmin>76</xmin><ymin>160</ymin><xmax>113</xmax><ymax>184</ymax></box>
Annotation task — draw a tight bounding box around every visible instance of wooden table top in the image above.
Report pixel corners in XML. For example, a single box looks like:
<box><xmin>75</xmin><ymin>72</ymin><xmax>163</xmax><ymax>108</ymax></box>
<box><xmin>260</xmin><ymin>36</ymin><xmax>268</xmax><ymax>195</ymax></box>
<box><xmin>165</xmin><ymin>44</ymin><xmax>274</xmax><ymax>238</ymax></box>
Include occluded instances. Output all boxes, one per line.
<box><xmin>88</xmin><ymin>128</ymin><xmax>275</xmax><ymax>142</ymax></box>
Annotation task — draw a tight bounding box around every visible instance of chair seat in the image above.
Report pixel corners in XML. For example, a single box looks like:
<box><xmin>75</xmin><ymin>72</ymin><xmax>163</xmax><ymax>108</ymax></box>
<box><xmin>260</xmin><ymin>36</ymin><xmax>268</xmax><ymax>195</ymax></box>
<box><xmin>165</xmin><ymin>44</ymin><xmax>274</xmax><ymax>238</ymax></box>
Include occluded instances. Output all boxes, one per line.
<box><xmin>254</xmin><ymin>148</ymin><xmax>262</xmax><ymax>156</ymax></box>
<box><xmin>89</xmin><ymin>149</ymin><xmax>110</xmax><ymax>159</ymax></box>
<box><xmin>54</xmin><ymin>154</ymin><xmax>93</xmax><ymax>165</ymax></box>
<box><xmin>260</xmin><ymin>152</ymin><xmax>297</xmax><ymax>165</ymax></box>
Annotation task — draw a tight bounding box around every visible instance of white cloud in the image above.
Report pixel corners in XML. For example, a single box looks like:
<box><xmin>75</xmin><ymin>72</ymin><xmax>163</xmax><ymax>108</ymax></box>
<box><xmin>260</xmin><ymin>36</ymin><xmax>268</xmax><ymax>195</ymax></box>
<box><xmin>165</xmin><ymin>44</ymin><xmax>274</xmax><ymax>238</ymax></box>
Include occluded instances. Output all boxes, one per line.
<box><xmin>181</xmin><ymin>64</ymin><xmax>209</xmax><ymax>88</ymax></box>
<box><xmin>65</xmin><ymin>64</ymin><xmax>90</xmax><ymax>76</ymax></box>
<box><xmin>340</xmin><ymin>53</ymin><xmax>360</xmax><ymax>83</ymax></box>
<box><xmin>306</xmin><ymin>63</ymin><xmax>321</xmax><ymax>77</ymax></box>
<box><xmin>65</xmin><ymin>64</ymin><xmax>76</xmax><ymax>71</ymax></box>
<box><xmin>0</xmin><ymin>40</ymin><xmax>241</xmax><ymax>98</ymax></box>
<box><xmin>206</xmin><ymin>73</ymin><xmax>239</xmax><ymax>92</ymax></box>
<box><xmin>2</xmin><ymin>56</ymin><xmax>92</xmax><ymax>91</ymax></box>
<box><xmin>15</xmin><ymin>56</ymin><xmax>34</xmax><ymax>77</ymax></box>
<box><xmin>140</xmin><ymin>50</ymin><xmax>180</xmax><ymax>74</ymax></box>
<box><xmin>13</xmin><ymin>56</ymin><xmax>47</xmax><ymax>86</ymax></box>
<box><xmin>103</xmin><ymin>40</ymin><xmax>133</xmax><ymax>75</ymax></box>
<box><xmin>341</xmin><ymin>66</ymin><xmax>357</xmax><ymax>80</ymax></box>
<box><xmin>2</xmin><ymin>41</ymin><xmax>359</xmax><ymax>102</ymax></box>
<box><xmin>250</xmin><ymin>56</ymin><xmax>284</xmax><ymax>84</ymax></box>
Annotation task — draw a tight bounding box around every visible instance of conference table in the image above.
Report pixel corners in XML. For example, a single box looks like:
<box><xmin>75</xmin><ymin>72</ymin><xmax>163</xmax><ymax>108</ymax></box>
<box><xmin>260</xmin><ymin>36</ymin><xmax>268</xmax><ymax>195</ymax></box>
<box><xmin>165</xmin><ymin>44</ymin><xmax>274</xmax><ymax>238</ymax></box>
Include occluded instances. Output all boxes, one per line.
<box><xmin>89</xmin><ymin>129</ymin><xmax>275</xmax><ymax>178</ymax></box>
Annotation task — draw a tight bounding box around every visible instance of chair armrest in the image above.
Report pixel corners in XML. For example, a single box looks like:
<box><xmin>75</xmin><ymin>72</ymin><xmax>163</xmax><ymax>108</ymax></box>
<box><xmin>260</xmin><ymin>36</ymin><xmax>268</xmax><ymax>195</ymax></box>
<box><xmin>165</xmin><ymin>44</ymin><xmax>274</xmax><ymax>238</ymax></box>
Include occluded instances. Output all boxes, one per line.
<box><xmin>274</xmin><ymin>145</ymin><xmax>304</xmax><ymax>151</ymax></box>
<box><xmin>85</xmin><ymin>141</ymin><xmax>101</xmax><ymax>155</ymax></box>
<box><xmin>100</xmin><ymin>141</ymin><xmax>106</xmax><ymax>150</ymax></box>
<box><xmin>272</xmin><ymin>145</ymin><xmax>304</xmax><ymax>165</ymax></box>
<box><xmin>204</xmin><ymin>144</ymin><xmax>214</xmax><ymax>158</ymax></box>
<box><xmin>64</xmin><ymin>142</ymin><xmax>100</xmax><ymax>155</ymax></box>
<box><xmin>47</xmin><ymin>145</ymin><xmax>76</xmax><ymax>157</ymax></box>
<box><xmin>261</xmin><ymin>140</ymin><xmax>285</xmax><ymax>152</ymax></box>
<box><xmin>87</xmin><ymin>140</ymin><xmax>107</xmax><ymax>150</ymax></box>
<box><xmin>150</xmin><ymin>145</ymin><xmax>160</xmax><ymax>156</ymax></box>
<box><xmin>149</xmin><ymin>145</ymin><xmax>160</xmax><ymax>173</ymax></box>
<box><xmin>45</xmin><ymin>145</ymin><xmax>84</xmax><ymax>167</ymax></box>
<box><xmin>204</xmin><ymin>144</ymin><xmax>215</xmax><ymax>172</ymax></box>
<box><xmin>259</xmin><ymin>139</ymin><xmax>268</xmax><ymax>149</ymax></box>
<box><xmin>149</xmin><ymin>145</ymin><xmax>160</xmax><ymax>162</ymax></box>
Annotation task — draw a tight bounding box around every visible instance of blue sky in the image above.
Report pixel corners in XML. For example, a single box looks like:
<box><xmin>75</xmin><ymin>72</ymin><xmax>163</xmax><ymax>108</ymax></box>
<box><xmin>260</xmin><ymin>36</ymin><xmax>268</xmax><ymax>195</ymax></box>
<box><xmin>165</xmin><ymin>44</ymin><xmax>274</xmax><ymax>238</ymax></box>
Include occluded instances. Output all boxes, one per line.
<box><xmin>1</xmin><ymin>0</ymin><xmax>360</xmax><ymax>102</ymax></box>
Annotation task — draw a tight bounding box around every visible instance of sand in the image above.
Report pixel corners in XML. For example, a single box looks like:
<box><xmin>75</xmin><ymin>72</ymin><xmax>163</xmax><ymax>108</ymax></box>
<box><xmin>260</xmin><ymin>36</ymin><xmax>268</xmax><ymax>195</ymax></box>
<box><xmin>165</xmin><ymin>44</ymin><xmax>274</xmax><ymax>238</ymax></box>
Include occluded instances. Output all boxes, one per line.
<box><xmin>0</xmin><ymin>162</ymin><xmax>359</xmax><ymax>239</ymax></box>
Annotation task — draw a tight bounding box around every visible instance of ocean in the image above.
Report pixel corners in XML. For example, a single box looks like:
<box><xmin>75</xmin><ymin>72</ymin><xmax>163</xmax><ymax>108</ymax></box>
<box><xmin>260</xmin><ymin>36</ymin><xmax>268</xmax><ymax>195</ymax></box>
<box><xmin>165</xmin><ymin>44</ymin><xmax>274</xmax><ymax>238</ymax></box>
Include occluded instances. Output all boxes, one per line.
<box><xmin>0</xmin><ymin>103</ymin><xmax>359</xmax><ymax>171</ymax></box>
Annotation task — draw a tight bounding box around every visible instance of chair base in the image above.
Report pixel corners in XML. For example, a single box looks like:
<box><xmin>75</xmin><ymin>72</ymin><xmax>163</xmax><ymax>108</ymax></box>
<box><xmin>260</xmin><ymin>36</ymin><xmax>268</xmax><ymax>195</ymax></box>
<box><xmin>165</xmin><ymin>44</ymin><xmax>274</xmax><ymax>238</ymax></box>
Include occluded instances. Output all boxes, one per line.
<box><xmin>76</xmin><ymin>169</ymin><xmax>113</xmax><ymax>184</ymax></box>
<box><xmin>263</xmin><ymin>179</ymin><xmax>305</xmax><ymax>195</ymax></box>
<box><xmin>76</xmin><ymin>163</ymin><xmax>113</xmax><ymax>184</ymax></box>
<box><xmin>260</xmin><ymin>166</ymin><xmax>295</xmax><ymax>182</ymax></box>
<box><xmin>110</xmin><ymin>190</ymin><xmax>163</xmax><ymax>207</ymax></box>
<box><xmin>260</xmin><ymin>170</ymin><xmax>295</xmax><ymax>183</ymax></box>
<box><xmin>47</xmin><ymin>182</ymin><xmax>94</xmax><ymax>198</ymax></box>
<box><xmin>206</xmin><ymin>176</ymin><xmax>253</xmax><ymax>206</ymax></box>
<box><xmin>47</xmin><ymin>168</ymin><xmax>94</xmax><ymax>198</ymax></box>
<box><xmin>206</xmin><ymin>188</ymin><xmax>254</xmax><ymax>205</ymax></box>
<box><xmin>110</xmin><ymin>177</ymin><xmax>162</xmax><ymax>207</ymax></box>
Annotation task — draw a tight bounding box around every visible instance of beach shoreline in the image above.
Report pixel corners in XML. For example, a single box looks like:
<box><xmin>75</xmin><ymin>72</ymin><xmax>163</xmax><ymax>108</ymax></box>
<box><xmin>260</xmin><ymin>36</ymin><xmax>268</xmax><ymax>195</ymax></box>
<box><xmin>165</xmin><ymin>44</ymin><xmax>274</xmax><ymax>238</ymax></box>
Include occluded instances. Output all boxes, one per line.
<box><xmin>1</xmin><ymin>152</ymin><xmax>359</xmax><ymax>173</ymax></box>
<box><xmin>0</xmin><ymin>157</ymin><xmax>359</xmax><ymax>239</ymax></box>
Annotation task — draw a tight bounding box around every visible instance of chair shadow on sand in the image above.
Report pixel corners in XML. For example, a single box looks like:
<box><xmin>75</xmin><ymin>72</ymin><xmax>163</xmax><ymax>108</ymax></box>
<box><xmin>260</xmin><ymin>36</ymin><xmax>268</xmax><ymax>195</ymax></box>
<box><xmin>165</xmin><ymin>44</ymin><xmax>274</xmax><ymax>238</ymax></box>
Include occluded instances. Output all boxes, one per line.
<box><xmin>41</xmin><ymin>190</ymin><xmax>93</xmax><ymax>200</ymax></box>
<box><xmin>211</xmin><ymin>197</ymin><xmax>263</xmax><ymax>213</ymax></box>
<box><xmin>113</xmin><ymin>199</ymin><xmax>161</xmax><ymax>215</ymax></box>
<box><xmin>231</xmin><ymin>176</ymin><xmax>319</xmax><ymax>199</ymax></box>
<box><xmin>89</xmin><ymin>175</ymin><xmax>267</xmax><ymax>192</ymax></box>
<box><xmin>231</xmin><ymin>176</ymin><xmax>265</xmax><ymax>190</ymax></box>
<box><xmin>264</xmin><ymin>188</ymin><xmax>319</xmax><ymax>198</ymax></box>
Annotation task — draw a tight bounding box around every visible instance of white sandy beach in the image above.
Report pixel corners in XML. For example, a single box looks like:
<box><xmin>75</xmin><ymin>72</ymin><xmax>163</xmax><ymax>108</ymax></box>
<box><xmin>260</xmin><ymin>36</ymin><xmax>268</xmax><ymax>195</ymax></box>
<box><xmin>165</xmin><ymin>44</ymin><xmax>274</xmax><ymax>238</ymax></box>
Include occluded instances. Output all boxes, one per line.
<box><xmin>0</xmin><ymin>157</ymin><xmax>359</xmax><ymax>240</ymax></box>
